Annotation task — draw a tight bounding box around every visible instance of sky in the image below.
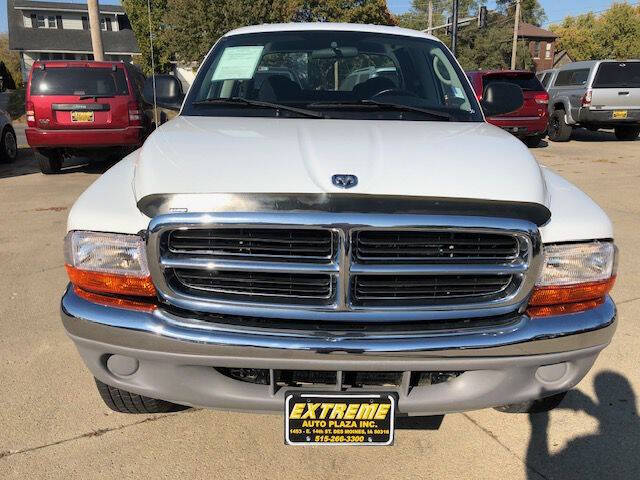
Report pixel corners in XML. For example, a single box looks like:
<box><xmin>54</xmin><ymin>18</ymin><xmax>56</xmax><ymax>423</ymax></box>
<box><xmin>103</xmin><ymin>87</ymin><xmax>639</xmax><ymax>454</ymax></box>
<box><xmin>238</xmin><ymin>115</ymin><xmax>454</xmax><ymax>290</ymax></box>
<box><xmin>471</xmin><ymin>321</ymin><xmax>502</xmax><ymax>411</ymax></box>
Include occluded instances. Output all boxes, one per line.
<box><xmin>0</xmin><ymin>0</ymin><xmax>633</xmax><ymax>34</ymax></box>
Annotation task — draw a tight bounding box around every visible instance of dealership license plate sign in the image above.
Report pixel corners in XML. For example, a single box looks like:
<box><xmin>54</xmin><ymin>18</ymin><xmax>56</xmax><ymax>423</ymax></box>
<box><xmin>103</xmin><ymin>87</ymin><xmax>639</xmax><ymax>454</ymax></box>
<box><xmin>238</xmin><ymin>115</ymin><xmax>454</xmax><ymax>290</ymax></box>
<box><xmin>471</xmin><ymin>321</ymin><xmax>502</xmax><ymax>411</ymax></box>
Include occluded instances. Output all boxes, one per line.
<box><xmin>612</xmin><ymin>110</ymin><xmax>628</xmax><ymax>119</ymax></box>
<box><xmin>285</xmin><ymin>392</ymin><xmax>396</xmax><ymax>446</ymax></box>
<box><xmin>71</xmin><ymin>111</ymin><xmax>94</xmax><ymax>122</ymax></box>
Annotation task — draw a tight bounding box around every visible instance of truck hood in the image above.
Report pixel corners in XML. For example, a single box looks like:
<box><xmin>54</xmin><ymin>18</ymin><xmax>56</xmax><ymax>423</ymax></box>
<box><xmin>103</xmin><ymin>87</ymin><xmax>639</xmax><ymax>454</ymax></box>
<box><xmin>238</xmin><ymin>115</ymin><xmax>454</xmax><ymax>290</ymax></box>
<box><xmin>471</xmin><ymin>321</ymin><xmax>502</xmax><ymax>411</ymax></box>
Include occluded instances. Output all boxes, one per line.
<box><xmin>133</xmin><ymin>116</ymin><xmax>548</xmax><ymax>209</ymax></box>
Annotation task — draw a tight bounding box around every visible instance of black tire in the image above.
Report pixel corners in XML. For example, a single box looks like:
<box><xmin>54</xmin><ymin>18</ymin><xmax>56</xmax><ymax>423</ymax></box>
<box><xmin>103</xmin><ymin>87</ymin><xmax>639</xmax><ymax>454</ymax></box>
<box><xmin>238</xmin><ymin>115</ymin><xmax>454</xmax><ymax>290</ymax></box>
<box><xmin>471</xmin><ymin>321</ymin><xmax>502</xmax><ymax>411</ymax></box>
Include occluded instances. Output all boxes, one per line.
<box><xmin>94</xmin><ymin>378</ymin><xmax>189</xmax><ymax>414</ymax></box>
<box><xmin>614</xmin><ymin>126</ymin><xmax>640</xmax><ymax>141</ymax></box>
<box><xmin>494</xmin><ymin>391</ymin><xmax>567</xmax><ymax>414</ymax></box>
<box><xmin>524</xmin><ymin>134</ymin><xmax>544</xmax><ymax>148</ymax></box>
<box><xmin>36</xmin><ymin>150</ymin><xmax>63</xmax><ymax>174</ymax></box>
<box><xmin>0</xmin><ymin>126</ymin><xmax>17</xmax><ymax>163</ymax></box>
<box><xmin>548</xmin><ymin>110</ymin><xmax>572</xmax><ymax>142</ymax></box>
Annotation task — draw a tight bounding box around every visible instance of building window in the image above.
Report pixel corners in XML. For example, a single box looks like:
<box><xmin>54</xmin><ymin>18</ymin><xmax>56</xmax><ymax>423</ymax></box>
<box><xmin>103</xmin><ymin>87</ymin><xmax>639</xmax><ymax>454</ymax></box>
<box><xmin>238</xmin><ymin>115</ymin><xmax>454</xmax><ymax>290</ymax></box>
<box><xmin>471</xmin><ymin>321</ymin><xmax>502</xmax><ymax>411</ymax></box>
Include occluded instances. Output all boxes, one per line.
<box><xmin>36</xmin><ymin>15</ymin><xmax>46</xmax><ymax>28</ymax></box>
<box><xmin>82</xmin><ymin>16</ymin><xmax>89</xmax><ymax>30</ymax></box>
<box><xmin>47</xmin><ymin>16</ymin><xmax>57</xmax><ymax>28</ymax></box>
<box><xmin>532</xmin><ymin>41</ymin><xmax>541</xmax><ymax>59</ymax></box>
<box><xmin>545</xmin><ymin>42</ymin><xmax>552</xmax><ymax>59</ymax></box>
<box><xmin>100</xmin><ymin>17</ymin><xmax>112</xmax><ymax>31</ymax></box>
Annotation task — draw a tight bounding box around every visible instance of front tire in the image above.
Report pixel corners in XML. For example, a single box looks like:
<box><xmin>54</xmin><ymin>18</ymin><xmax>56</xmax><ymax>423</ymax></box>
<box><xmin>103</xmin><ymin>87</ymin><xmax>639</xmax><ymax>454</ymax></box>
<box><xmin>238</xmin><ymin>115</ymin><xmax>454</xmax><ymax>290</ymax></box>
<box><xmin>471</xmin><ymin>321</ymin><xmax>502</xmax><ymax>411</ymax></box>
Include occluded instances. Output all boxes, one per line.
<box><xmin>0</xmin><ymin>126</ymin><xmax>17</xmax><ymax>163</ymax></box>
<box><xmin>614</xmin><ymin>126</ymin><xmax>640</xmax><ymax>141</ymax></box>
<box><xmin>36</xmin><ymin>150</ymin><xmax>63</xmax><ymax>174</ymax></box>
<box><xmin>494</xmin><ymin>391</ymin><xmax>567</xmax><ymax>414</ymax></box>
<box><xmin>94</xmin><ymin>378</ymin><xmax>189</xmax><ymax>414</ymax></box>
<box><xmin>548</xmin><ymin>110</ymin><xmax>572</xmax><ymax>142</ymax></box>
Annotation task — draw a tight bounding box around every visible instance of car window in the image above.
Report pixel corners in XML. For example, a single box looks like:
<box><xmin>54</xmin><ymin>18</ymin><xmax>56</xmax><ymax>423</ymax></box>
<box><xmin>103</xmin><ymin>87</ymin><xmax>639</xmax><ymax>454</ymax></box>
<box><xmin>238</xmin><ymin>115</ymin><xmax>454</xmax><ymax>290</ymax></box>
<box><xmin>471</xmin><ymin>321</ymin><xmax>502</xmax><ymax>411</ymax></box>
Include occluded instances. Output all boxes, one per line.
<box><xmin>541</xmin><ymin>72</ymin><xmax>553</xmax><ymax>88</ymax></box>
<box><xmin>483</xmin><ymin>73</ymin><xmax>545</xmax><ymax>92</ymax></box>
<box><xmin>186</xmin><ymin>30</ymin><xmax>481</xmax><ymax>121</ymax></box>
<box><xmin>593</xmin><ymin>62</ymin><xmax>640</xmax><ymax>88</ymax></box>
<box><xmin>554</xmin><ymin>69</ymin><xmax>590</xmax><ymax>87</ymax></box>
<box><xmin>30</xmin><ymin>67</ymin><xmax>129</xmax><ymax>96</ymax></box>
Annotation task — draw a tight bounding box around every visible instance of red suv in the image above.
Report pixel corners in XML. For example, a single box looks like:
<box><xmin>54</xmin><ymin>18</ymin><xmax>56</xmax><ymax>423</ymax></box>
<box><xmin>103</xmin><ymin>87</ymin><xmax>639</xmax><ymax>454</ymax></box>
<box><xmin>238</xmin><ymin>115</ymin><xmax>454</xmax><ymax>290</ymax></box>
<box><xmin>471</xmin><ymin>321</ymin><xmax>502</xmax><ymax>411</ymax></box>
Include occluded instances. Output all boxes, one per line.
<box><xmin>26</xmin><ymin>61</ymin><xmax>154</xmax><ymax>174</ymax></box>
<box><xmin>467</xmin><ymin>70</ymin><xmax>549</xmax><ymax>147</ymax></box>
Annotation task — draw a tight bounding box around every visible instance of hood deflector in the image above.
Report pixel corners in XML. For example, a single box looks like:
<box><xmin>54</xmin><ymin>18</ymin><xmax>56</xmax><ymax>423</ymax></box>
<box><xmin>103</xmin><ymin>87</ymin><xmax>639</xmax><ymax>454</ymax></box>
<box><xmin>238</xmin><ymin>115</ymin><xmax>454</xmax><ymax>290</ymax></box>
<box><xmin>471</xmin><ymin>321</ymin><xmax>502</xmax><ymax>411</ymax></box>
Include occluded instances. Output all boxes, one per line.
<box><xmin>137</xmin><ymin>193</ymin><xmax>551</xmax><ymax>226</ymax></box>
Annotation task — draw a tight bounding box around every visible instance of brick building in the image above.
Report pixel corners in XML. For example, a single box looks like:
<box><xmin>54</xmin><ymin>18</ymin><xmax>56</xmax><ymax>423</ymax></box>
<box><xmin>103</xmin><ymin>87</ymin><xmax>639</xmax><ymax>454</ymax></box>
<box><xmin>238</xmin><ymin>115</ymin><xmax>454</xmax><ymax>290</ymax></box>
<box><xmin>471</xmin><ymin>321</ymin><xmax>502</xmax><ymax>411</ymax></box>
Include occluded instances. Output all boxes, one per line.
<box><xmin>517</xmin><ymin>22</ymin><xmax>557</xmax><ymax>71</ymax></box>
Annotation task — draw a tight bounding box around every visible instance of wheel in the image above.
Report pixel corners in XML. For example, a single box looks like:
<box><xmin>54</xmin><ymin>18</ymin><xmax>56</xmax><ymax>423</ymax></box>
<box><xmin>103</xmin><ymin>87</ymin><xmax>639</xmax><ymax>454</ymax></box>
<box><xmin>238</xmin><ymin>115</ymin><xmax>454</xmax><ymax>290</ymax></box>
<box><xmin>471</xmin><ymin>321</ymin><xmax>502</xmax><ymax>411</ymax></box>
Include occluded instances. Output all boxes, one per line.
<box><xmin>0</xmin><ymin>126</ymin><xmax>17</xmax><ymax>163</ymax></box>
<box><xmin>94</xmin><ymin>378</ymin><xmax>189</xmax><ymax>414</ymax></box>
<box><xmin>36</xmin><ymin>150</ymin><xmax>63</xmax><ymax>174</ymax></box>
<box><xmin>548</xmin><ymin>110</ymin><xmax>572</xmax><ymax>142</ymax></box>
<box><xmin>494</xmin><ymin>391</ymin><xmax>567</xmax><ymax>414</ymax></box>
<box><xmin>524</xmin><ymin>134</ymin><xmax>544</xmax><ymax>148</ymax></box>
<box><xmin>614</xmin><ymin>126</ymin><xmax>640</xmax><ymax>141</ymax></box>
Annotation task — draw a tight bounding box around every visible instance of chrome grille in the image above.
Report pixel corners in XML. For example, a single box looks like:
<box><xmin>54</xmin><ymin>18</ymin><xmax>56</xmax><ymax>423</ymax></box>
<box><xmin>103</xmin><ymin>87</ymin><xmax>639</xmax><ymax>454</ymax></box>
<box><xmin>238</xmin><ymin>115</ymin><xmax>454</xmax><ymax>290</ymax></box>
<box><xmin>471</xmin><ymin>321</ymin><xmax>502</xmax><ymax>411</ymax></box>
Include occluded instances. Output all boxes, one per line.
<box><xmin>168</xmin><ymin>228</ymin><xmax>333</xmax><ymax>260</ymax></box>
<box><xmin>354</xmin><ymin>230</ymin><xmax>519</xmax><ymax>262</ymax></box>
<box><xmin>147</xmin><ymin>213</ymin><xmax>541</xmax><ymax>322</ymax></box>
<box><xmin>171</xmin><ymin>269</ymin><xmax>333</xmax><ymax>300</ymax></box>
<box><xmin>352</xmin><ymin>274</ymin><xmax>514</xmax><ymax>306</ymax></box>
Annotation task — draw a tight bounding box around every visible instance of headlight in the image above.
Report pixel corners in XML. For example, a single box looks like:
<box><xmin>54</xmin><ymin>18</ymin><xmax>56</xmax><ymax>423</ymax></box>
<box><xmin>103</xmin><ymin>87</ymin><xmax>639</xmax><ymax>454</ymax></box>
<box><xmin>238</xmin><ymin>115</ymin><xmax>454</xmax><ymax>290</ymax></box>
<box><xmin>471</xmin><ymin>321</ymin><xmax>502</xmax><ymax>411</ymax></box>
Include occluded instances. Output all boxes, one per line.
<box><xmin>64</xmin><ymin>231</ymin><xmax>156</xmax><ymax>297</ymax></box>
<box><xmin>528</xmin><ymin>241</ymin><xmax>617</xmax><ymax>317</ymax></box>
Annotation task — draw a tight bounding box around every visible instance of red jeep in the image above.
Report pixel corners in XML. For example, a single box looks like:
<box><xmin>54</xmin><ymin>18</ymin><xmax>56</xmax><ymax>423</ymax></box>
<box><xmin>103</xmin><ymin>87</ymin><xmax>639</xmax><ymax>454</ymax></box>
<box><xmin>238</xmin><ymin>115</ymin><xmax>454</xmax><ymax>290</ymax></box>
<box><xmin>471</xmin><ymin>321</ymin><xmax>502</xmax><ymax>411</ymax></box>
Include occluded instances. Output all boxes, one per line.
<box><xmin>25</xmin><ymin>61</ymin><xmax>154</xmax><ymax>174</ymax></box>
<box><xmin>467</xmin><ymin>70</ymin><xmax>549</xmax><ymax>147</ymax></box>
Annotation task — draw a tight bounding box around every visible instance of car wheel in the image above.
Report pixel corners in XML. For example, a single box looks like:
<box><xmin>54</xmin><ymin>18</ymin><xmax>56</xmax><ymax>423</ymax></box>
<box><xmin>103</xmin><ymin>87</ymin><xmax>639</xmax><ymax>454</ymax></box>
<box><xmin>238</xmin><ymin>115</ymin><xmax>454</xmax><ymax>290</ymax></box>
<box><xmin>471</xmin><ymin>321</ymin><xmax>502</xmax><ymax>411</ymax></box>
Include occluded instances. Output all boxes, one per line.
<box><xmin>614</xmin><ymin>126</ymin><xmax>640</xmax><ymax>141</ymax></box>
<box><xmin>548</xmin><ymin>110</ymin><xmax>572</xmax><ymax>142</ymax></box>
<box><xmin>36</xmin><ymin>150</ymin><xmax>63</xmax><ymax>174</ymax></box>
<box><xmin>524</xmin><ymin>134</ymin><xmax>544</xmax><ymax>148</ymax></box>
<box><xmin>0</xmin><ymin>127</ymin><xmax>17</xmax><ymax>163</ymax></box>
<box><xmin>94</xmin><ymin>378</ymin><xmax>189</xmax><ymax>414</ymax></box>
<box><xmin>494</xmin><ymin>391</ymin><xmax>567</xmax><ymax>414</ymax></box>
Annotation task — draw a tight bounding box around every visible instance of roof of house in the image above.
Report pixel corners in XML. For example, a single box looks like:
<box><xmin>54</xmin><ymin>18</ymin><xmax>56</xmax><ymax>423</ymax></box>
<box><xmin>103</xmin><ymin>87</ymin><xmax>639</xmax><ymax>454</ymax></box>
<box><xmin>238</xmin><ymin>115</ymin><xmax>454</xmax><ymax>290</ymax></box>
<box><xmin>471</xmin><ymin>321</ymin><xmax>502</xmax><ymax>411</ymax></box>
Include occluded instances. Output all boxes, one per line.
<box><xmin>7</xmin><ymin>0</ymin><xmax>139</xmax><ymax>54</ymax></box>
<box><xmin>13</xmin><ymin>0</ymin><xmax>124</xmax><ymax>14</ymax></box>
<box><xmin>517</xmin><ymin>22</ymin><xmax>557</xmax><ymax>39</ymax></box>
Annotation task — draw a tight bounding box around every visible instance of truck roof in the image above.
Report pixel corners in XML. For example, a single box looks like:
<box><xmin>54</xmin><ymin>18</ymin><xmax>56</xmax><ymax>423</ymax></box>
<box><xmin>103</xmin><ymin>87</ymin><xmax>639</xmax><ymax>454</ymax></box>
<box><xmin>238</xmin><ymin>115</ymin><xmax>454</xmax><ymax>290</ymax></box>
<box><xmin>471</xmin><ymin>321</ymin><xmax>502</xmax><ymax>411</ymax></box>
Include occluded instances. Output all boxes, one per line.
<box><xmin>225</xmin><ymin>22</ymin><xmax>439</xmax><ymax>42</ymax></box>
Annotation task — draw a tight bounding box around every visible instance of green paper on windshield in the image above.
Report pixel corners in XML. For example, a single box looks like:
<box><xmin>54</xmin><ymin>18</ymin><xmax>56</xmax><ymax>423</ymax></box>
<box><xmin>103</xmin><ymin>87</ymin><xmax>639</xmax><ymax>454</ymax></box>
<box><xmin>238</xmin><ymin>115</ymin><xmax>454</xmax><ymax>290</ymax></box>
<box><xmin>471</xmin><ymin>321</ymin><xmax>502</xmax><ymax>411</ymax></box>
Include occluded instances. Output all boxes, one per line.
<box><xmin>212</xmin><ymin>46</ymin><xmax>264</xmax><ymax>81</ymax></box>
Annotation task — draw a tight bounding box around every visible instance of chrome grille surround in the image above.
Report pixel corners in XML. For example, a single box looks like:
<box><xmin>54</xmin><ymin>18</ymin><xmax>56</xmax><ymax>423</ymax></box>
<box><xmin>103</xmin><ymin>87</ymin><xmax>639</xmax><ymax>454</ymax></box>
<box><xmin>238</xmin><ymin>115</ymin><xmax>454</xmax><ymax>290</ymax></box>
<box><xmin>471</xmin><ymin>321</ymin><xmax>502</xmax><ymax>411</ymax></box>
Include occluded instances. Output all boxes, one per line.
<box><xmin>147</xmin><ymin>212</ymin><xmax>543</xmax><ymax>323</ymax></box>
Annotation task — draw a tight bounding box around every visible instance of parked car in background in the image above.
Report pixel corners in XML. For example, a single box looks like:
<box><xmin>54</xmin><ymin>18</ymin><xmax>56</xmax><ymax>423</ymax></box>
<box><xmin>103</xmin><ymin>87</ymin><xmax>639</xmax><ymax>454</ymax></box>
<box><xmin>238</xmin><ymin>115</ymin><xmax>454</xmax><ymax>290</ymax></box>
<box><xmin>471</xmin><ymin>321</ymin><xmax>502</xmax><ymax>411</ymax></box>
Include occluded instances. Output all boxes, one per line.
<box><xmin>544</xmin><ymin>60</ymin><xmax>640</xmax><ymax>142</ymax></box>
<box><xmin>25</xmin><ymin>61</ymin><xmax>155</xmax><ymax>174</ymax></box>
<box><xmin>0</xmin><ymin>109</ymin><xmax>17</xmax><ymax>163</ymax></box>
<box><xmin>467</xmin><ymin>70</ymin><xmax>549</xmax><ymax>147</ymax></box>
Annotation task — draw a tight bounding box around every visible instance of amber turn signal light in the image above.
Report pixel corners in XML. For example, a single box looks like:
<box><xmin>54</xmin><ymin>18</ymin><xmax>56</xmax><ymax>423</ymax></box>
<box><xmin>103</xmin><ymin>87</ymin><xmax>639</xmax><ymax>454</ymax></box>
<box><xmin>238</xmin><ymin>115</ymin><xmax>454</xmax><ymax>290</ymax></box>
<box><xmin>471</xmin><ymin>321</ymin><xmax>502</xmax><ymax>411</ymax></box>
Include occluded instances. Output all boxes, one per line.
<box><xmin>527</xmin><ymin>276</ymin><xmax>616</xmax><ymax>317</ymax></box>
<box><xmin>66</xmin><ymin>265</ymin><xmax>157</xmax><ymax>297</ymax></box>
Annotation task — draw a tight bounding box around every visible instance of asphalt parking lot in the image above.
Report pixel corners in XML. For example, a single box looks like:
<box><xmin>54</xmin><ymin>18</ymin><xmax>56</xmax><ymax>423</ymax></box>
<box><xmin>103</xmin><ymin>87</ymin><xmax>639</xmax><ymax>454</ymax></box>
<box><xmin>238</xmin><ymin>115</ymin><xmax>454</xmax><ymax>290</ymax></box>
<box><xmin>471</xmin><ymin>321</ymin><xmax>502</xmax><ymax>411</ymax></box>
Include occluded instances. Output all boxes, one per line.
<box><xmin>1</xmin><ymin>130</ymin><xmax>638</xmax><ymax>479</ymax></box>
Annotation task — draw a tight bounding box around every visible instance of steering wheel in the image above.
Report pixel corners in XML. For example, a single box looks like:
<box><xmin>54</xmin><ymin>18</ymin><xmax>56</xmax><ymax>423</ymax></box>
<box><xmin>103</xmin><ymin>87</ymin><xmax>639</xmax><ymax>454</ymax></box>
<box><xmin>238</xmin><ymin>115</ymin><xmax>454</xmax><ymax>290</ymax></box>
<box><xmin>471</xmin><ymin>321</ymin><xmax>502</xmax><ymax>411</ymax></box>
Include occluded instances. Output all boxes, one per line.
<box><xmin>370</xmin><ymin>88</ymin><xmax>420</xmax><ymax>99</ymax></box>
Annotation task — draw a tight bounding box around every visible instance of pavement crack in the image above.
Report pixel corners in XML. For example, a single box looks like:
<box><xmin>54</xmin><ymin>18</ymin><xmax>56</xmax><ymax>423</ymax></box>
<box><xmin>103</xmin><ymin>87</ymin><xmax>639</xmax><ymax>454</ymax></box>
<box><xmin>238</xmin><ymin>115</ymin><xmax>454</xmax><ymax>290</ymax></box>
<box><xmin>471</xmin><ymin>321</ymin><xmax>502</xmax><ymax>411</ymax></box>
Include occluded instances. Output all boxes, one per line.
<box><xmin>462</xmin><ymin>413</ymin><xmax>550</xmax><ymax>480</ymax></box>
<box><xmin>616</xmin><ymin>296</ymin><xmax>640</xmax><ymax>306</ymax></box>
<box><xmin>0</xmin><ymin>408</ymin><xmax>202</xmax><ymax>460</ymax></box>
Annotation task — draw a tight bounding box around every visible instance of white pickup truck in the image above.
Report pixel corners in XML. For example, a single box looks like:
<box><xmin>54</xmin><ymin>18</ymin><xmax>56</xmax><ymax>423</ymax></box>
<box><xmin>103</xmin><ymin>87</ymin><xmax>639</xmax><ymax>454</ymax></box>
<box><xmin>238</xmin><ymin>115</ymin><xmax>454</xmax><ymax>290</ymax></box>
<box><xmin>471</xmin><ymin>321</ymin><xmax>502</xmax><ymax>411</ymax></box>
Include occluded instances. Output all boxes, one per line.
<box><xmin>61</xmin><ymin>23</ymin><xmax>617</xmax><ymax>445</ymax></box>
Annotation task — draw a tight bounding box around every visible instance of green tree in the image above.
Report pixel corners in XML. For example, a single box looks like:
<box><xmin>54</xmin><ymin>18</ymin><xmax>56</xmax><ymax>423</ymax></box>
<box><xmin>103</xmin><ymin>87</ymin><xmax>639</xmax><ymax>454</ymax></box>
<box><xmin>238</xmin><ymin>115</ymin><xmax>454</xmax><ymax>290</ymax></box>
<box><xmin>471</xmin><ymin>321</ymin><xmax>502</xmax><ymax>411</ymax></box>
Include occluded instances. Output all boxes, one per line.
<box><xmin>396</xmin><ymin>0</ymin><xmax>485</xmax><ymax>31</ymax></box>
<box><xmin>122</xmin><ymin>0</ymin><xmax>173</xmax><ymax>75</ymax></box>
<box><xmin>552</xmin><ymin>3</ymin><xmax>640</xmax><ymax>61</ymax></box>
<box><xmin>0</xmin><ymin>34</ymin><xmax>23</xmax><ymax>88</ymax></box>
<box><xmin>496</xmin><ymin>0</ymin><xmax>546</xmax><ymax>26</ymax></box>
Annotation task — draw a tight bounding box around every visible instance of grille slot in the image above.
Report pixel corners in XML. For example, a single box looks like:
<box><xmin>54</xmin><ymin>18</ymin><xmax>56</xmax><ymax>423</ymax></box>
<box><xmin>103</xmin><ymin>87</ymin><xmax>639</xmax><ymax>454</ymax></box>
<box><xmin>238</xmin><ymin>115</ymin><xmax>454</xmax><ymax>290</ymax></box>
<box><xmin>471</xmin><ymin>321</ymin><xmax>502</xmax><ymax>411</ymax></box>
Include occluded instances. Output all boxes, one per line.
<box><xmin>352</xmin><ymin>274</ymin><xmax>514</xmax><ymax>305</ymax></box>
<box><xmin>168</xmin><ymin>228</ymin><xmax>333</xmax><ymax>260</ymax></box>
<box><xmin>172</xmin><ymin>268</ymin><xmax>333</xmax><ymax>300</ymax></box>
<box><xmin>354</xmin><ymin>230</ymin><xmax>520</xmax><ymax>262</ymax></box>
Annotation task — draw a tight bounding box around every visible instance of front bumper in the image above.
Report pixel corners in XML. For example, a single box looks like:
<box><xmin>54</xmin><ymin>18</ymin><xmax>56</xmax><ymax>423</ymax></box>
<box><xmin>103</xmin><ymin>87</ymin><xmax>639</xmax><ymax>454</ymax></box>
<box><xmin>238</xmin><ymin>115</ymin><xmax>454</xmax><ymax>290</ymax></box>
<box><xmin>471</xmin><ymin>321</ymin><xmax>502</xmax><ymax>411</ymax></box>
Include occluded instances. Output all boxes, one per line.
<box><xmin>61</xmin><ymin>286</ymin><xmax>616</xmax><ymax>415</ymax></box>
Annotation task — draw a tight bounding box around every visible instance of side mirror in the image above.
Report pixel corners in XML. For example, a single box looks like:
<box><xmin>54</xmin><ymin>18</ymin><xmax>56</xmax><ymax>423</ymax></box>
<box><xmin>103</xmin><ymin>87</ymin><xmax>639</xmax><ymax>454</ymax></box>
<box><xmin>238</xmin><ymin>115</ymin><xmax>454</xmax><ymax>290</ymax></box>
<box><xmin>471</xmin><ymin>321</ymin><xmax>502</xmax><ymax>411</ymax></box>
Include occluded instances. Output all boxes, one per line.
<box><xmin>143</xmin><ymin>74</ymin><xmax>184</xmax><ymax>111</ymax></box>
<box><xmin>481</xmin><ymin>82</ymin><xmax>524</xmax><ymax>117</ymax></box>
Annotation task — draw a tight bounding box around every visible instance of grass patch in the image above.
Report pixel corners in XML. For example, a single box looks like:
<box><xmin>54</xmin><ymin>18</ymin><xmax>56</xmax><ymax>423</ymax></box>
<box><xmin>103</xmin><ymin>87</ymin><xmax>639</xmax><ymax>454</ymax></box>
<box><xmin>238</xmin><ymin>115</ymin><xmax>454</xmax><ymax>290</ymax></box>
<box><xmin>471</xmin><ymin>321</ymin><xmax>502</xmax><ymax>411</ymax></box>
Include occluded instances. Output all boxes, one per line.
<box><xmin>7</xmin><ymin>87</ymin><xmax>25</xmax><ymax>121</ymax></box>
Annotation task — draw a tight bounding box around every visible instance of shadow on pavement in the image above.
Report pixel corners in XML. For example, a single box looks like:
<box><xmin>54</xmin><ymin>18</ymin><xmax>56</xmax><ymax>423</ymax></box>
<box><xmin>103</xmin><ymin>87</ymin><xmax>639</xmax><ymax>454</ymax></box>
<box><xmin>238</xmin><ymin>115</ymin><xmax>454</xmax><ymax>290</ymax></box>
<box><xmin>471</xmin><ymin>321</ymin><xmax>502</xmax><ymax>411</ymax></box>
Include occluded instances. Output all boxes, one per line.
<box><xmin>0</xmin><ymin>148</ymin><xmax>117</xmax><ymax>179</ymax></box>
<box><xmin>396</xmin><ymin>415</ymin><xmax>444</xmax><ymax>430</ymax></box>
<box><xmin>526</xmin><ymin>371</ymin><xmax>639</xmax><ymax>480</ymax></box>
<box><xmin>569</xmin><ymin>128</ymin><xmax>631</xmax><ymax>142</ymax></box>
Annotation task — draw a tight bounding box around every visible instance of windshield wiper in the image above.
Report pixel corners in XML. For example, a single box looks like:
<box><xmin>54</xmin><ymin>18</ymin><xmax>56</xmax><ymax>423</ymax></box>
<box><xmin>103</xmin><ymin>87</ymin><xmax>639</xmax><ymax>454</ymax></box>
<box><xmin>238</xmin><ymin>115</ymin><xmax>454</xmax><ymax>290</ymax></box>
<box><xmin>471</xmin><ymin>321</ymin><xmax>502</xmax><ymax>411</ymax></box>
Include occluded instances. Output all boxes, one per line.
<box><xmin>192</xmin><ymin>97</ymin><xmax>325</xmax><ymax>119</ymax></box>
<box><xmin>78</xmin><ymin>95</ymin><xmax>115</xmax><ymax>100</ymax></box>
<box><xmin>307</xmin><ymin>100</ymin><xmax>452</xmax><ymax>121</ymax></box>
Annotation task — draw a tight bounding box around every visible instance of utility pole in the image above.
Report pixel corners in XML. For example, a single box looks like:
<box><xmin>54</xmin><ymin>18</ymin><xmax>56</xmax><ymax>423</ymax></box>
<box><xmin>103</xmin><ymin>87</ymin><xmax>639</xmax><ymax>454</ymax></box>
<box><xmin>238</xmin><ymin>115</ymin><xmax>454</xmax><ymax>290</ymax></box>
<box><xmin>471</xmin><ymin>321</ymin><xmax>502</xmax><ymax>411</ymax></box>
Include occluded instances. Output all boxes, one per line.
<box><xmin>87</xmin><ymin>0</ymin><xmax>105</xmax><ymax>61</ymax></box>
<box><xmin>427</xmin><ymin>0</ymin><xmax>433</xmax><ymax>34</ymax></box>
<box><xmin>451</xmin><ymin>0</ymin><xmax>459</xmax><ymax>56</ymax></box>
<box><xmin>511</xmin><ymin>0</ymin><xmax>521</xmax><ymax>70</ymax></box>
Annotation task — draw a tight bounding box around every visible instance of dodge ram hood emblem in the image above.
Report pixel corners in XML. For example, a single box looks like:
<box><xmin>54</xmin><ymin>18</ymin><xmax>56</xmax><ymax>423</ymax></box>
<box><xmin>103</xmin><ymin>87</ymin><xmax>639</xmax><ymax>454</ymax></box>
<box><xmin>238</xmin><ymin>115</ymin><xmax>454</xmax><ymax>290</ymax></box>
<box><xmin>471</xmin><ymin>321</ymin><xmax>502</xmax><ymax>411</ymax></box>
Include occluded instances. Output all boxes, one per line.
<box><xmin>332</xmin><ymin>174</ymin><xmax>358</xmax><ymax>189</ymax></box>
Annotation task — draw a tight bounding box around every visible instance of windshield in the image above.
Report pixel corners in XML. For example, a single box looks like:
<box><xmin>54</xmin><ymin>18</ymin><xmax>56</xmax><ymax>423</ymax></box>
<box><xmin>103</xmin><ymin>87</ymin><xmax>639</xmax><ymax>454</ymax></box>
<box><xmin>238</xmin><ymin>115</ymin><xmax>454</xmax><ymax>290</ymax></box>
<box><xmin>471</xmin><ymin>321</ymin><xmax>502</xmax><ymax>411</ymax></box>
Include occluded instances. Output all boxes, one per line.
<box><xmin>30</xmin><ymin>67</ymin><xmax>129</xmax><ymax>96</ymax></box>
<box><xmin>183</xmin><ymin>31</ymin><xmax>481</xmax><ymax>121</ymax></box>
<box><xmin>593</xmin><ymin>62</ymin><xmax>640</xmax><ymax>88</ymax></box>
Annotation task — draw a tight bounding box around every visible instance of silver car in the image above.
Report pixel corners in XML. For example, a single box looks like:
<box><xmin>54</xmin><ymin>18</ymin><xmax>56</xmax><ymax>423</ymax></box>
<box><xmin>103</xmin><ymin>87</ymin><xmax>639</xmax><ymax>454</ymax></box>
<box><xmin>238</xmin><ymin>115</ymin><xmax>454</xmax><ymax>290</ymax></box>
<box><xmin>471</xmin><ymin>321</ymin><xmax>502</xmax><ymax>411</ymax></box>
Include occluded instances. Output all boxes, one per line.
<box><xmin>541</xmin><ymin>60</ymin><xmax>640</xmax><ymax>141</ymax></box>
<box><xmin>0</xmin><ymin>109</ymin><xmax>17</xmax><ymax>163</ymax></box>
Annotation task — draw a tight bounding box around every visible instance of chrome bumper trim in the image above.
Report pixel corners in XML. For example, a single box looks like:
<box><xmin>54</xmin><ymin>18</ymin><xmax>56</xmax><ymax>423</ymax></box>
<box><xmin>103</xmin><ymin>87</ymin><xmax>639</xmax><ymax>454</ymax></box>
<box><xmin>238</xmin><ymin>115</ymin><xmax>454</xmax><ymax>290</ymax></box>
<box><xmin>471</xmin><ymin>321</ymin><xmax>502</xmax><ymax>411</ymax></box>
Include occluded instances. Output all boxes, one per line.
<box><xmin>61</xmin><ymin>286</ymin><xmax>616</xmax><ymax>359</ymax></box>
